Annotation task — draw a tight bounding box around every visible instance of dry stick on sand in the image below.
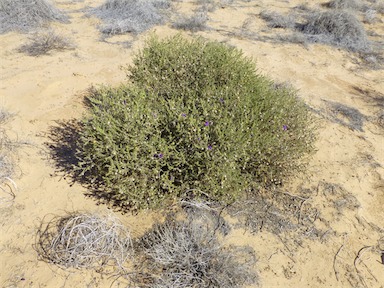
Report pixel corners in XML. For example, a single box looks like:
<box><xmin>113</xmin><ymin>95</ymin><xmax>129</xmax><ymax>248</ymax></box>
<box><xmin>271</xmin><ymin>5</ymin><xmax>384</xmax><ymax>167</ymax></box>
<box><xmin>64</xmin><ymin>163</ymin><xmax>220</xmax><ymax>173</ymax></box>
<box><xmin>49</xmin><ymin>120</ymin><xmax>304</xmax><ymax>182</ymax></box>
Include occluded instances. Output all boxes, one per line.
<box><xmin>353</xmin><ymin>246</ymin><xmax>376</xmax><ymax>288</ymax></box>
<box><xmin>333</xmin><ymin>244</ymin><xmax>344</xmax><ymax>281</ymax></box>
<box><xmin>0</xmin><ymin>177</ymin><xmax>17</xmax><ymax>207</ymax></box>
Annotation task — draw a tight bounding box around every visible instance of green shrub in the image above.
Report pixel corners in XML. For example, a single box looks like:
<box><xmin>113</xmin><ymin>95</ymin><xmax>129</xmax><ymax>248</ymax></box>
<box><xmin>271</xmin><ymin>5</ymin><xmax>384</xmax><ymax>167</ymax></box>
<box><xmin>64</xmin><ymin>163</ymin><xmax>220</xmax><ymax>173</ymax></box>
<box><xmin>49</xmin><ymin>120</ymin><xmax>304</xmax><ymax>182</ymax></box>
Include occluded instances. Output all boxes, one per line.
<box><xmin>75</xmin><ymin>35</ymin><xmax>315</xmax><ymax>210</ymax></box>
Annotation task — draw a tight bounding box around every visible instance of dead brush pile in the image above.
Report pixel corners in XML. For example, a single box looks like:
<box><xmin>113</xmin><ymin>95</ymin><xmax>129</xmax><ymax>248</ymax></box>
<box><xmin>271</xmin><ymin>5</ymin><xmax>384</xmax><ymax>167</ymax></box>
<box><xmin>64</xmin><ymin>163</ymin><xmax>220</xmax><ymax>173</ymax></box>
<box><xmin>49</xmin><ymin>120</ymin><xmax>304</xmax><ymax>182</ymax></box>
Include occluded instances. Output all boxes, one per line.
<box><xmin>300</xmin><ymin>10</ymin><xmax>370</xmax><ymax>52</ymax></box>
<box><xmin>0</xmin><ymin>0</ymin><xmax>68</xmax><ymax>33</ymax></box>
<box><xmin>131</xmin><ymin>201</ymin><xmax>258</xmax><ymax>287</ymax></box>
<box><xmin>36</xmin><ymin>212</ymin><xmax>133</xmax><ymax>271</ymax></box>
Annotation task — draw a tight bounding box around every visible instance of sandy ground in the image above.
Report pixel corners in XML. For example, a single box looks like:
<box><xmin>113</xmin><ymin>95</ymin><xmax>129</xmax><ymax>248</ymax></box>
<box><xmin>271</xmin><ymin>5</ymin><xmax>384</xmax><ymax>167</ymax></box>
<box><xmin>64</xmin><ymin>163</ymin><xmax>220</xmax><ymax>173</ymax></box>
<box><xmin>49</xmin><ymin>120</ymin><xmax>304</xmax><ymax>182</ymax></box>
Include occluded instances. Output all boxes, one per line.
<box><xmin>1</xmin><ymin>0</ymin><xmax>383</xmax><ymax>287</ymax></box>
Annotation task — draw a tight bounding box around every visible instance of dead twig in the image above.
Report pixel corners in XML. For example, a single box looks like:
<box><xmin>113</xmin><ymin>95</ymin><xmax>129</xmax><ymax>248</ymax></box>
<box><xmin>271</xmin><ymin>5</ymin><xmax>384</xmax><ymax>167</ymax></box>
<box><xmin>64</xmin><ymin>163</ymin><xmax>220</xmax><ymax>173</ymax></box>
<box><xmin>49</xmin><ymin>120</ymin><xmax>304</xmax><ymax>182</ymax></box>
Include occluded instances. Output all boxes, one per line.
<box><xmin>354</xmin><ymin>246</ymin><xmax>372</xmax><ymax>288</ymax></box>
<box><xmin>333</xmin><ymin>244</ymin><xmax>344</xmax><ymax>281</ymax></box>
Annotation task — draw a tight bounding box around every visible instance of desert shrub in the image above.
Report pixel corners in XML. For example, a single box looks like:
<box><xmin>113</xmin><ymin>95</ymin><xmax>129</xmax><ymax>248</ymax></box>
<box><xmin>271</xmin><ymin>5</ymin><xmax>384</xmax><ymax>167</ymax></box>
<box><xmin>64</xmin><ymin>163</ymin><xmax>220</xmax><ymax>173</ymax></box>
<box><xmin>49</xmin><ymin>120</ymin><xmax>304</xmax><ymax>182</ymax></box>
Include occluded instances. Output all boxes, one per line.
<box><xmin>18</xmin><ymin>30</ymin><xmax>74</xmax><ymax>56</ymax></box>
<box><xmin>36</xmin><ymin>212</ymin><xmax>132</xmax><ymax>270</ymax></box>
<box><xmin>0</xmin><ymin>0</ymin><xmax>68</xmax><ymax>34</ymax></box>
<box><xmin>0</xmin><ymin>109</ymin><xmax>15</xmax><ymax>182</ymax></box>
<box><xmin>88</xmin><ymin>0</ymin><xmax>171</xmax><ymax>35</ymax></box>
<box><xmin>259</xmin><ymin>10</ymin><xmax>295</xmax><ymax>29</ymax></box>
<box><xmin>194</xmin><ymin>0</ymin><xmax>217</xmax><ymax>12</ymax></box>
<box><xmin>374</xmin><ymin>1</ymin><xmax>384</xmax><ymax>14</ymax></box>
<box><xmin>75</xmin><ymin>35</ymin><xmax>315</xmax><ymax>210</ymax></box>
<box><xmin>300</xmin><ymin>10</ymin><xmax>370</xmax><ymax>52</ymax></box>
<box><xmin>172</xmin><ymin>12</ymin><xmax>208</xmax><ymax>32</ymax></box>
<box><xmin>0</xmin><ymin>109</ymin><xmax>19</xmax><ymax>207</ymax></box>
<box><xmin>363</xmin><ymin>9</ymin><xmax>377</xmax><ymax>23</ymax></box>
<box><xmin>134</xmin><ymin>215</ymin><xmax>257</xmax><ymax>287</ymax></box>
<box><xmin>326</xmin><ymin>0</ymin><xmax>361</xmax><ymax>9</ymax></box>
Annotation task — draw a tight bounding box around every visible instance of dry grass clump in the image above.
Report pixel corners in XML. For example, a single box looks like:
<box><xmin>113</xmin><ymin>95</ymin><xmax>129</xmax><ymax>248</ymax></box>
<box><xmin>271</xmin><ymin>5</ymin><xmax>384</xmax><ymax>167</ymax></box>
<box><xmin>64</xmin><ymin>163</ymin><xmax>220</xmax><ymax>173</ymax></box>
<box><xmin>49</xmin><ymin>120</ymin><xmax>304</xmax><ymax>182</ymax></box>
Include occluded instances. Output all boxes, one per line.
<box><xmin>259</xmin><ymin>10</ymin><xmax>295</xmax><ymax>29</ymax></box>
<box><xmin>36</xmin><ymin>212</ymin><xmax>133</xmax><ymax>270</ymax></box>
<box><xmin>0</xmin><ymin>109</ymin><xmax>15</xmax><ymax>182</ymax></box>
<box><xmin>88</xmin><ymin>0</ymin><xmax>171</xmax><ymax>35</ymax></box>
<box><xmin>363</xmin><ymin>8</ymin><xmax>377</xmax><ymax>23</ymax></box>
<box><xmin>172</xmin><ymin>12</ymin><xmax>208</xmax><ymax>32</ymax></box>
<box><xmin>0</xmin><ymin>109</ymin><xmax>18</xmax><ymax>207</ymax></box>
<box><xmin>0</xmin><ymin>0</ymin><xmax>68</xmax><ymax>34</ymax></box>
<box><xmin>132</xmin><ymin>204</ymin><xmax>257</xmax><ymax>287</ymax></box>
<box><xmin>300</xmin><ymin>10</ymin><xmax>370</xmax><ymax>52</ymax></box>
<box><xmin>18</xmin><ymin>30</ymin><xmax>75</xmax><ymax>56</ymax></box>
<box><xmin>135</xmin><ymin>221</ymin><xmax>257</xmax><ymax>287</ymax></box>
<box><xmin>326</xmin><ymin>0</ymin><xmax>362</xmax><ymax>9</ymax></box>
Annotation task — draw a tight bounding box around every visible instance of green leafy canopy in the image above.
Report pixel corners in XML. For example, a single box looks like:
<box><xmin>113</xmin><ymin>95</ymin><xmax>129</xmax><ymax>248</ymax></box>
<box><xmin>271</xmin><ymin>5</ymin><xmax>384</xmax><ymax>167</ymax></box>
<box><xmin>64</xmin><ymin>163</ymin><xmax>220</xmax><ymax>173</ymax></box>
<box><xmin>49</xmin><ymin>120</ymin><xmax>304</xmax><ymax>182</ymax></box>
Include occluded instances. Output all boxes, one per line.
<box><xmin>75</xmin><ymin>35</ymin><xmax>316</xmax><ymax>210</ymax></box>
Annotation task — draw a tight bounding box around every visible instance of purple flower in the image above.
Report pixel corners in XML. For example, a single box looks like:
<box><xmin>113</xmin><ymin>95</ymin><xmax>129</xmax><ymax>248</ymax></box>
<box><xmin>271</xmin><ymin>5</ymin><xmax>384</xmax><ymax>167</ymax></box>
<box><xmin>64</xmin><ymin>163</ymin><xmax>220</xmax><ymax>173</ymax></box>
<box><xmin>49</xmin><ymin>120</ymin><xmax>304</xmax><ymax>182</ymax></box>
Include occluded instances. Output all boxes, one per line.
<box><xmin>204</xmin><ymin>121</ymin><xmax>210</xmax><ymax>127</ymax></box>
<box><xmin>182</xmin><ymin>113</ymin><xmax>187</xmax><ymax>117</ymax></box>
<box><xmin>154</xmin><ymin>153</ymin><xmax>163</xmax><ymax>159</ymax></box>
<box><xmin>219</xmin><ymin>98</ymin><xmax>224</xmax><ymax>103</ymax></box>
<box><xmin>283</xmin><ymin>125</ymin><xmax>288</xmax><ymax>131</ymax></box>
<box><xmin>208</xmin><ymin>145</ymin><xmax>213</xmax><ymax>150</ymax></box>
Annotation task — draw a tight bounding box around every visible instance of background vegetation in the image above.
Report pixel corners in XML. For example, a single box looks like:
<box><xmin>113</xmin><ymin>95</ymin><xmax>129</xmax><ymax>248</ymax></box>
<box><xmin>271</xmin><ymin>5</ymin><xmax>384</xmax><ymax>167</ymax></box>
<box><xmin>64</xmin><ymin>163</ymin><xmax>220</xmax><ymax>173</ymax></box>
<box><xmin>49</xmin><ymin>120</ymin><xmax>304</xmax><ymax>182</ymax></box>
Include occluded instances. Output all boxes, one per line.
<box><xmin>17</xmin><ymin>30</ymin><xmax>74</xmax><ymax>56</ymax></box>
<box><xmin>0</xmin><ymin>0</ymin><xmax>68</xmax><ymax>34</ymax></box>
<box><xmin>88</xmin><ymin>0</ymin><xmax>171</xmax><ymax>35</ymax></box>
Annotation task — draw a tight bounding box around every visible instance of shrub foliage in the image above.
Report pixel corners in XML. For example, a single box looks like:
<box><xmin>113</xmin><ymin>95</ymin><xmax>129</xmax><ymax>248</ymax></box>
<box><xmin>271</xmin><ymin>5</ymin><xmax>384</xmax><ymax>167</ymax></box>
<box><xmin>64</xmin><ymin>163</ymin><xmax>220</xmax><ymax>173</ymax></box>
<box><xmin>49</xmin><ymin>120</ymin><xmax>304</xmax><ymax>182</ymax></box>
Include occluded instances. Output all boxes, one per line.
<box><xmin>75</xmin><ymin>35</ymin><xmax>315</xmax><ymax>209</ymax></box>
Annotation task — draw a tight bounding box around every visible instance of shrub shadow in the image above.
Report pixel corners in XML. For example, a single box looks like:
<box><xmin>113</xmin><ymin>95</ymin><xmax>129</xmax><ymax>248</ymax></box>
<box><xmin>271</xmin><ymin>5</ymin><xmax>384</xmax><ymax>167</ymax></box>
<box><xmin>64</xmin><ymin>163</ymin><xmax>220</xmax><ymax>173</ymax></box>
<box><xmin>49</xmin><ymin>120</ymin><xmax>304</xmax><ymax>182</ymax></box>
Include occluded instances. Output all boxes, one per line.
<box><xmin>309</xmin><ymin>101</ymin><xmax>366</xmax><ymax>132</ymax></box>
<box><xmin>46</xmin><ymin>119</ymin><xmax>81</xmax><ymax>182</ymax></box>
<box><xmin>45</xmin><ymin>119</ymin><xmax>136</xmax><ymax>211</ymax></box>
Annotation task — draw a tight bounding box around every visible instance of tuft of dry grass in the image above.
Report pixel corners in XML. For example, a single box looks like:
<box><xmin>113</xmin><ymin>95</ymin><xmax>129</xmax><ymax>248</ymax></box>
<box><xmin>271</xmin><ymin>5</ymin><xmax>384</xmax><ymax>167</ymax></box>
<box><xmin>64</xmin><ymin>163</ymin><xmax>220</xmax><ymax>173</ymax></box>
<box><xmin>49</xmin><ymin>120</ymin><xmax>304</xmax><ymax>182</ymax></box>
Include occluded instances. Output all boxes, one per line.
<box><xmin>259</xmin><ymin>10</ymin><xmax>295</xmax><ymax>29</ymax></box>
<box><xmin>36</xmin><ymin>212</ymin><xmax>133</xmax><ymax>271</ymax></box>
<box><xmin>0</xmin><ymin>109</ymin><xmax>18</xmax><ymax>207</ymax></box>
<box><xmin>172</xmin><ymin>12</ymin><xmax>208</xmax><ymax>32</ymax></box>
<box><xmin>300</xmin><ymin>10</ymin><xmax>370</xmax><ymax>52</ymax></box>
<box><xmin>88</xmin><ymin>0</ymin><xmax>171</xmax><ymax>35</ymax></box>
<box><xmin>132</xmin><ymin>204</ymin><xmax>258</xmax><ymax>287</ymax></box>
<box><xmin>0</xmin><ymin>0</ymin><xmax>68</xmax><ymax>34</ymax></box>
<box><xmin>18</xmin><ymin>30</ymin><xmax>75</xmax><ymax>56</ymax></box>
<box><xmin>326</xmin><ymin>0</ymin><xmax>362</xmax><ymax>10</ymax></box>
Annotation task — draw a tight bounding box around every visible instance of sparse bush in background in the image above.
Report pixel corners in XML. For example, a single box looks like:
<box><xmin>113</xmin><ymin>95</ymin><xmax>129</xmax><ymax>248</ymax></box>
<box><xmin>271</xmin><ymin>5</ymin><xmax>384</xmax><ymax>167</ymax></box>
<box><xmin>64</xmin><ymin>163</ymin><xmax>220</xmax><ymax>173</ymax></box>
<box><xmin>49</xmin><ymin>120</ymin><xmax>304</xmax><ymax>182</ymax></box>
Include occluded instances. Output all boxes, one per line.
<box><xmin>363</xmin><ymin>8</ymin><xmax>377</xmax><ymax>23</ymax></box>
<box><xmin>374</xmin><ymin>1</ymin><xmax>384</xmax><ymax>14</ymax></box>
<box><xmin>133</xmin><ymin>212</ymin><xmax>257</xmax><ymax>287</ymax></box>
<box><xmin>300</xmin><ymin>10</ymin><xmax>370</xmax><ymax>52</ymax></box>
<box><xmin>359</xmin><ymin>50</ymin><xmax>384</xmax><ymax>69</ymax></box>
<box><xmin>36</xmin><ymin>212</ymin><xmax>132</xmax><ymax>270</ymax></box>
<box><xmin>194</xmin><ymin>0</ymin><xmax>217</xmax><ymax>12</ymax></box>
<box><xmin>0</xmin><ymin>109</ymin><xmax>15</xmax><ymax>180</ymax></box>
<box><xmin>88</xmin><ymin>0</ymin><xmax>171</xmax><ymax>35</ymax></box>
<box><xmin>260</xmin><ymin>10</ymin><xmax>295</xmax><ymax>29</ymax></box>
<box><xmin>18</xmin><ymin>30</ymin><xmax>74</xmax><ymax>56</ymax></box>
<box><xmin>172</xmin><ymin>12</ymin><xmax>208</xmax><ymax>32</ymax></box>
<box><xmin>0</xmin><ymin>109</ymin><xmax>18</xmax><ymax>206</ymax></box>
<box><xmin>0</xmin><ymin>0</ymin><xmax>68</xmax><ymax>34</ymax></box>
<box><xmin>74</xmin><ymin>35</ymin><xmax>316</xmax><ymax>210</ymax></box>
<box><xmin>326</xmin><ymin>0</ymin><xmax>361</xmax><ymax>9</ymax></box>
